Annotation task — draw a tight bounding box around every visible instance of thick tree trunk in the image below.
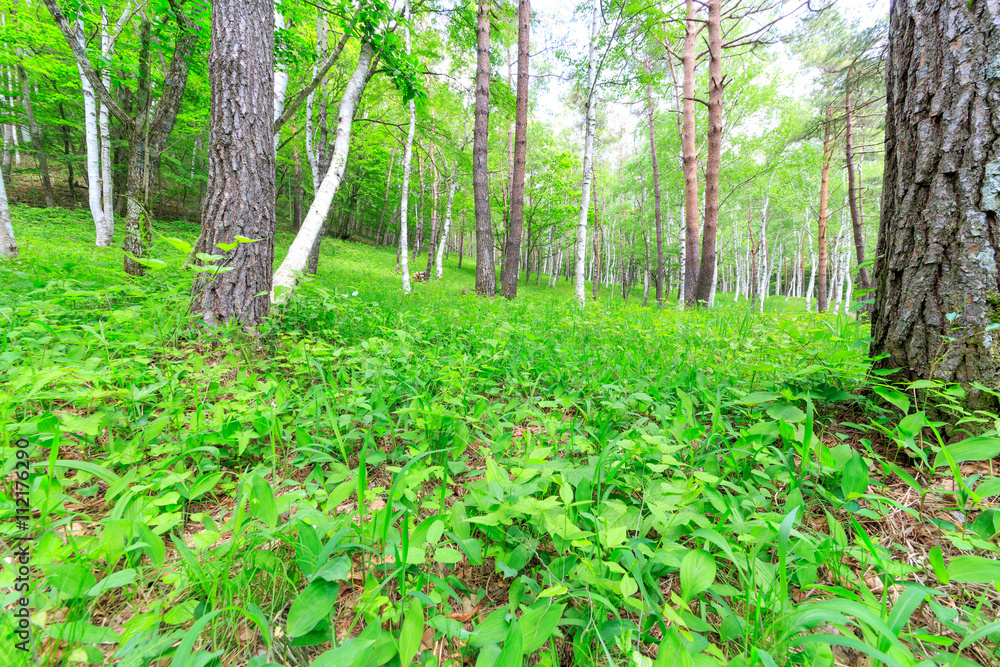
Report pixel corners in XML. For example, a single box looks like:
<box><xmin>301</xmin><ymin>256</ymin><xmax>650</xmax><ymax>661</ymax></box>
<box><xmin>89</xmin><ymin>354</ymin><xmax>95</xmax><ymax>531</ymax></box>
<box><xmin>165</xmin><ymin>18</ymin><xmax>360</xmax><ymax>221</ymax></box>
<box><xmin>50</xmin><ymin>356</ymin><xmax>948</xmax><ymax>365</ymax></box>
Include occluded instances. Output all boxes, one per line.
<box><xmin>0</xmin><ymin>167</ymin><xmax>15</xmax><ymax>258</ymax></box>
<box><xmin>271</xmin><ymin>42</ymin><xmax>373</xmax><ymax>301</ymax></box>
<box><xmin>574</xmin><ymin>1</ymin><xmax>600</xmax><ymax>307</ymax></box>
<box><xmin>680</xmin><ymin>0</ymin><xmax>700</xmax><ymax>306</ymax></box>
<box><xmin>693</xmin><ymin>0</ymin><xmax>722</xmax><ymax>307</ymax></box>
<box><xmin>500</xmin><ymin>0</ymin><xmax>530</xmax><ymax>299</ymax></box>
<box><xmin>473</xmin><ymin>0</ymin><xmax>496</xmax><ymax>296</ymax></box>
<box><xmin>190</xmin><ymin>0</ymin><xmax>275</xmax><ymax>328</ymax></box>
<box><xmin>644</xmin><ymin>61</ymin><xmax>665</xmax><ymax>306</ymax></box>
<box><xmin>817</xmin><ymin>108</ymin><xmax>833</xmax><ymax>312</ymax></box>
<box><xmin>872</xmin><ymin>0</ymin><xmax>1000</xmax><ymax>399</ymax></box>
<box><xmin>844</xmin><ymin>84</ymin><xmax>871</xmax><ymax>292</ymax></box>
<box><xmin>17</xmin><ymin>65</ymin><xmax>53</xmax><ymax>207</ymax></box>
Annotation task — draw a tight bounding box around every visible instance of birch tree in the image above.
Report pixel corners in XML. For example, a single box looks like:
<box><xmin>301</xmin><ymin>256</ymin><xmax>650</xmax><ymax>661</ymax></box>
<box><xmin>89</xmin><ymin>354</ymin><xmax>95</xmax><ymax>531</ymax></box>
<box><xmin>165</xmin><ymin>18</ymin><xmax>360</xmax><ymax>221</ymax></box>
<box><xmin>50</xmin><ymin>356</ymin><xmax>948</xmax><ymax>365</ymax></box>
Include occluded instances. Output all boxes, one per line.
<box><xmin>573</xmin><ymin>1</ymin><xmax>600</xmax><ymax>307</ymax></box>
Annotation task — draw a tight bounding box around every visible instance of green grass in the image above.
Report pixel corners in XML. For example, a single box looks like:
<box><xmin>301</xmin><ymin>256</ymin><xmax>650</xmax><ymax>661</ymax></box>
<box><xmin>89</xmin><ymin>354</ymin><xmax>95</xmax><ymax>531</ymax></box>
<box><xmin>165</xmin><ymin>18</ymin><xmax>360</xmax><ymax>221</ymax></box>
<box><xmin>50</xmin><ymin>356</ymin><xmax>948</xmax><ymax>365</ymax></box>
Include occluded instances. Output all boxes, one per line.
<box><xmin>1</xmin><ymin>205</ymin><xmax>999</xmax><ymax>667</ymax></box>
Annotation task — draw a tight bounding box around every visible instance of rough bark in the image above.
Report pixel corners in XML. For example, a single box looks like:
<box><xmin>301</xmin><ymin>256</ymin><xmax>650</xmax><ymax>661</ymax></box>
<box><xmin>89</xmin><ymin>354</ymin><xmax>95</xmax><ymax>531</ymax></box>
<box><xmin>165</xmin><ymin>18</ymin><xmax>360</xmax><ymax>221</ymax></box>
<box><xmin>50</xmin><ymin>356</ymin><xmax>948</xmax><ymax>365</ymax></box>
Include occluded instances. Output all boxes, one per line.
<box><xmin>17</xmin><ymin>65</ymin><xmax>53</xmax><ymax>207</ymax></box>
<box><xmin>190</xmin><ymin>0</ymin><xmax>275</xmax><ymax>328</ymax></box>
<box><xmin>871</xmin><ymin>0</ymin><xmax>1000</xmax><ymax>401</ymax></box>
<box><xmin>844</xmin><ymin>83</ymin><xmax>872</xmax><ymax>292</ymax></box>
<box><xmin>473</xmin><ymin>0</ymin><xmax>496</xmax><ymax>296</ymax></box>
<box><xmin>500</xmin><ymin>0</ymin><xmax>530</xmax><ymax>299</ymax></box>
<box><xmin>680</xmin><ymin>0</ymin><xmax>700</xmax><ymax>306</ymax></box>
<box><xmin>77</xmin><ymin>17</ymin><xmax>108</xmax><ymax>243</ymax></box>
<box><xmin>817</xmin><ymin>107</ymin><xmax>834</xmax><ymax>312</ymax></box>
<box><xmin>693</xmin><ymin>0</ymin><xmax>722</xmax><ymax>307</ymax></box>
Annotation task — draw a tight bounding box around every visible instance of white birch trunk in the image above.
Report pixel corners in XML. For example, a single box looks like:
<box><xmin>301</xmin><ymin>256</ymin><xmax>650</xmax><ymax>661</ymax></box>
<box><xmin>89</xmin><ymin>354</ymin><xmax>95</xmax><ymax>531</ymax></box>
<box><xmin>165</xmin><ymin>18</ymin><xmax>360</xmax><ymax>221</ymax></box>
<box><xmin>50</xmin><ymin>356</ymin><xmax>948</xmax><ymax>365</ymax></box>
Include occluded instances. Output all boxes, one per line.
<box><xmin>435</xmin><ymin>160</ymin><xmax>459</xmax><ymax>279</ymax></box>
<box><xmin>758</xmin><ymin>199</ymin><xmax>769</xmax><ymax>313</ymax></box>
<box><xmin>708</xmin><ymin>246</ymin><xmax>718</xmax><ymax>307</ymax></box>
<box><xmin>272</xmin><ymin>8</ymin><xmax>289</xmax><ymax>154</ymax></box>
<box><xmin>573</xmin><ymin>2</ymin><xmax>600</xmax><ymax>307</ymax></box>
<box><xmin>0</xmin><ymin>166</ymin><xmax>15</xmax><ymax>257</ymax></box>
<box><xmin>98</xmin><ymin>6</ymin><xmax>114</xmax><ymax>240</ymax></box>
<box><xmin>271</xmin><ymin>42</ymin><xmax>373</xmax><ymax>301</ymax></box>
<box><xmin>304</xmin><ymin>13</ymin><xmax>321</xmax><ymax>190</ymax></box>
<box><xmin>77</xmin><ymin>17</ymin><xmax>107</xmax><ymax>244</ymax></box>
<box><xmin>396</xmin><ymin>1</ymin><xmax>416</xmax><ymax>294</ymax></box>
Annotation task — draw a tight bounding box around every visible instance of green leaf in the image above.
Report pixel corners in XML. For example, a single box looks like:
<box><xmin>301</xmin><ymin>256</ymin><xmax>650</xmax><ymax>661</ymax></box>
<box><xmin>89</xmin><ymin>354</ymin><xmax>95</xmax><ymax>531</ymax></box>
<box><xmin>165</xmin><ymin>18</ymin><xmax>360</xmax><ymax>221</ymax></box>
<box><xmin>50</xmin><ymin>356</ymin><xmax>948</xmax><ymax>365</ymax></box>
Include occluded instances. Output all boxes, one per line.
<box><xmin>928</xmin><ymin>547</ymin><xmax>948</xmax><ymax>585</ymax></box>
<box><xmin>187</xmin><ymin>473</ymin><xmax>224</xmax><ymax>501</ymax></box>
<box><xmin>496</xmin><ymin>619</ymin><xmax>523</xmax><ymax>667</ymax></box>
<box><xmin>655</xmin><ymin>628</ymin><xmax>693</xmax><ymax>667</ymax></box>
<box><xmin>433</xmin><ymin>547</ymin><xmax>464</xmax><ymax>565</ymax></box>
<box><xmin>680</xmin><ymin>549</ymin><xmax>716</xmax><ymax>602</ymax></box>
<box><xmin>933</xmin><ymin>436</ymin><xmax>1000</xmax><ymax>468</ymax></box>
<box><xmin>160</xmin><ymin>236</ymin><xmax>193</xmax><ymax>254</ymax></box>
<box><xmin>310</xmin><ymin>639</ymin><xmax>374</xmax><ymax>667</ymax></box>
<box><xmin>841</xmin><ymin>453</ymin><xmax>870</xmax><ymax>499</ymax></box>
<box><xmin>399</xmin><ymin>597</ymin><xmax>424</xmax><ymax>667</ymax></box>
<box><xmin>196</xmin><ymin>252</ymin><xmax>224</xmax><ymax>262</ymax></box>
<box><xmin>314</xmin><ymin>555</ymin><xmax>352</xmax><ymax>582</ymax></box>
<box><xmin>86</xmin><ymin>568</ymin><xmax>137</xmax><ymax>597</ymax></box>
<box><xmin>249</xmin><ymin>474</ymin><xmax>278</xmax><ymax>529</ymax></box>
<box><xmin>766</xmin><ymin>403</ymin><xmax>807</xmax><ymax>423</ymax></box>
<box><xmin>216</xmin><ymin>241</ymin><xmax>239</xmax><ymax>251</ymax></box>
<box><xmin>519</xmin><ymin>602</ymin><xmax>565</xmax><ymax>654</ymax></box>
<box><xmin>170</xmin><ymin>610</ymin><xmax>222</xmax><ymax>667</ymax></box>
<box><xmin>873</xmin><ymin>386</ymin><xmax>910</xmax><ymax>413</ymax></box>
<box><xmin>947</xmin><ymin>555</ymin><xmax>1000</xmax><ymax>583</ymax></box>
<box><xmin>234</xmin><ymin>235</ymin><xmax>260</xmax><ymax>244</ymax></box>
<box><xmin>286</xmin><ymin>580</ymin><xmax>341</xmax><ymax>637</ymax></box>
<box><xmin>428</xmin><ymin>615</ymin><xmax>472</xmax><ymax>641</ymax></box>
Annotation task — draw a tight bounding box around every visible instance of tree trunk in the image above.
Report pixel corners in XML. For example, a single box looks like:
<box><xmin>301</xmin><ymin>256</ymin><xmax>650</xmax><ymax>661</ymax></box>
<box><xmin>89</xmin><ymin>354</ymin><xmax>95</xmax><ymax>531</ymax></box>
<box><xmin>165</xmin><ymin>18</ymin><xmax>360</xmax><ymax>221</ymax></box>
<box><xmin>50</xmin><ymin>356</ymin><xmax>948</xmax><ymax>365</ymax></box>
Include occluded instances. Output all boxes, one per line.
<box><xmin>817</xmin><ymin>107</ymin><xmax>833</xmax><ymax>312</ymax></box>
<box><xmin>591</xmin><ymin>167</ymin><xmax>601</xmax><ymax>302</ymax></box>
<box><xmin>693</xmin><ymin>0</ymin><xmax>722</xmax><ymax>307</ymax></box>
<box><xmin>425</xmin><ymin>148</ymin><xmax>441</xmax><ymax>275</ymax></box>
<box><xmin>680</xmin><ymin>0</ymin><xmax>700</xmax><ymax>306</ymax></box>
<box><xmin>377</xmin><ymin>146</ymin><xmax>395</xmax><ymax>244</ymax></box>
<box><xmin>77</xmin><ymin>17</ymin><xmax>107</xmax><ymax>242</ymax></box>
<box><xmin>500</xmin><ymin>0</ymin><xmax>530</xmax><ymax>299</ymax></box>
<box><xmin>436</xmin><ymin>161</ymin><xmax>459</xmax><ymax>278</ymax></box>
<box><xmin>644</xmin><ymin>61</ymin><xmax>665</xmax><ymax>306</ymax></box>
<box><xmin>844</xmin><ymin>83</ymin><xmax>871</xmax><ymax>293</ymax></box>
<box><xmin>99</xmin><ymin>6</ymin><xmax>114</xmax><ymax>243</ymax></box>
<box><xmin>292</xmin><ymin>142</ymin><xmax>303</xmax><ymax>231</ymax></box>
<box><xmin>190</xmin><ymin>0</ymin><xmax>275</xmax><ymax>328</ymax></box>
<box><xmin>0</xmin><ymin>167</ymin><xmax>16</xmax><ymax>257</ymax></box>
<box><xmin>56</xmin><ymin>102</ymin><xmax>76</xmax><ymax>199</ymax></box>
<box><xmin>473</xmin><ymin>0</ymin><xmax>496</xmax><ymax>296</ymax></box>
<box><xmin>574</xmin><ymin>1</ymin><xmax>600</xmax><ymax>307</ymax></box>
<box><xmin>872</xmin><ymin>0</ymin><xmax>1000</xmax><ymax>399</ymax></box>
<box><xmin>17</xmin><ymin>64</ymin><xmax>53</xmax><ymax>207</ymax></box>
<box><xmin>271</xmin><ymin>42</ymin><xmax>373</xmax><ymax>301</ymax></box>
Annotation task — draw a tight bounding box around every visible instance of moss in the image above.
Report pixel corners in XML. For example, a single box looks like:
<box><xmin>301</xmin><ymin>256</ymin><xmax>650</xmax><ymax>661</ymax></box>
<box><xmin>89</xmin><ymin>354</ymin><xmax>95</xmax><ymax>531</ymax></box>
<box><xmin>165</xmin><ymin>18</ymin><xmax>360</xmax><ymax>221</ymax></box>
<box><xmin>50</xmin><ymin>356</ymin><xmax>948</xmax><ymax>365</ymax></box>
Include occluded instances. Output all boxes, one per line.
<box><xmin>988</xmin><ymin>292</ymin><xmax>1000</xmax><ymax>324</ymax></box>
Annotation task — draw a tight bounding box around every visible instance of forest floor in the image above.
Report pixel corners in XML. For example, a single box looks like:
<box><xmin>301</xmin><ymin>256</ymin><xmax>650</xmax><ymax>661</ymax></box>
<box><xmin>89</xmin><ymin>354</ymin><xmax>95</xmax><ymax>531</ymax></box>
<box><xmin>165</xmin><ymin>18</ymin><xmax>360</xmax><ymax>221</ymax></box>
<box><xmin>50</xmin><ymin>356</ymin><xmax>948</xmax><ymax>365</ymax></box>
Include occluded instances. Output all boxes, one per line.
<box><xmin>1</xmin><ymin>205</ymin><xmax>999</xmax><ymax>667</ymax></box>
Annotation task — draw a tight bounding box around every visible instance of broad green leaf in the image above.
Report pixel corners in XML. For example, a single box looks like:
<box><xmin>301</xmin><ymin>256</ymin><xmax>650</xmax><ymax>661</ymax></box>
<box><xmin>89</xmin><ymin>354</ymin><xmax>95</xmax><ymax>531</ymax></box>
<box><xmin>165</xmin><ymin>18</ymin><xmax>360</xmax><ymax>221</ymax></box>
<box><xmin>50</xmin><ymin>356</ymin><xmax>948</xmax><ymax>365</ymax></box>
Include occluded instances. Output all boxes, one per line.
<box><xmin>170</xmin><ymin>610</ymin><xmax>222</xmax><ymax>667</ymax></box>
<box><xmin>496</xmin><ymin>620</ymin><xmax>523</xmax><ymax>667</ymax></box>
<box><xmin>160</xmin><ymin>236</ymin><xmax>193</xmax><ymax>254</ymax></box>
<box><xmin>286</xmin><ymin>580</ymin><xmax>340</xmax><ymax>637</ymax></box>
<box><xmin>433</xmin><ymin>547</ymin><xmax>464</xmax><ymax>565</ymax></box>
<box><xmin>399</xmin><ymin>597</ymin><xmax>424</xmax><ymax>667</ymax></box>
<box><xmin>933</xmin><ymin>436</ymin><xmax>1000</xmax><ymax>468</ymax></box>
<box><xmin>249</xmin><ymin>474</ymin><xmax>278</xmax><ymax>529</ymax></box>
<box><xmin>680</xmin><ymin>549</ymin><xmax>716</xmax><ymax>602</ymax></box>
<box><xmin>310</xmin><ymin>639</ymin><xmax>374</xmax><ymax>667</ymax></box>
<box><xmin>928</xmin><ymin>546</ymin><xmax>948</xmax><ymax>585</ymax></box>
<box><xmin>86</xmin><ymin>568</ymin><xmax>137</xmax><ymax>597</ymax></box>
<box><xmin>947</xmin><ymin>555</ymin><xmax>1000</xmax><ymax>583</ymax></box>
<box><xmin>841</xmin><ymin>453</ymin><xmax>870</xmax><ymax>499</ymax></box>
<box><xmin>655</xmin><ymin>628</ymin><xmax>693</xmax><ymax>667</ymax></box>
<box><xmin>873</xmin><ymin>386</ymin><xmax>910</xmax><ymax>413</ymax></box>
<box><xmin>519</xmin><ymin>603</ymin><xmax>565</xmax><ymax>654</ymax></box>
<box><xmin>766</xmin><ymin>403</ymin><xmax>806</xmax><ymax>423</ymax></box>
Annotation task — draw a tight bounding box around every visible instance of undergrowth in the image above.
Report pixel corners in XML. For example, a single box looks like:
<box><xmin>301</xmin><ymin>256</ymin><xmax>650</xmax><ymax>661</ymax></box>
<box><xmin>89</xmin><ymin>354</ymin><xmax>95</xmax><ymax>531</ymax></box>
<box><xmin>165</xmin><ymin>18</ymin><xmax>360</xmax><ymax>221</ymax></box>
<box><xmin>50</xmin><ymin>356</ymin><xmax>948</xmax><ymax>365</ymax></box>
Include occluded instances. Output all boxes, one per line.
<box><xmin>1</xmin><ymin>205</ymin><xmax>999</xmax><ymax>666</ymax></box>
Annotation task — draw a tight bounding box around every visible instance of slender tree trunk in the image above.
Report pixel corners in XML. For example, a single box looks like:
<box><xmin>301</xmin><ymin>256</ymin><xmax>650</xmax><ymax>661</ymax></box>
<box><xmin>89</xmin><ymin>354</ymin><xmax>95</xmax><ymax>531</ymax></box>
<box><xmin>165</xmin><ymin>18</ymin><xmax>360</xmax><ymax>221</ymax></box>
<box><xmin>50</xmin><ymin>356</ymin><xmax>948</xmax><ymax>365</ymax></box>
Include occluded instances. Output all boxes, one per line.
<box><xmin>190</xmin><ymin>0</ymin><xmax>274</xmax><ymax>327</ymax></box>
<box><xmin>99</xmin><ymin>6</ymin><xmax>114</xmax><ymax>243</ymax></box>
<box><xmin>473</xmin><ymin>0</ymin><xmax>496</xmax><ymax>296</ymax></box>
<box><xmin>591</xmin><ymin>167</ymin><xmax>601</xmax><ymax>302</ymax></box>
<box><xmin>291</xmin><ymin>142</ymin><xmax>303</xmax><ymax>231</ymax></box>
<box><xmin>574</xmin><ymin>1</ymin><xmax>600</xmax><ymax>307</ymax></box>
<box><xmin>425</xmin><ymin>148</ymin><xmax>441</xmax><ymax>275</ymax></box>
<box><xmin>457</xmin><ymin>217</ymin><xmax>465</xmax><ymax>270</ymax></box>
<box><xmin>863</xmin><ymin>0</ymin><xmax>1000</xmax><ymax>396</ymax></box>
<box><xmin>77</xmin><ymin>17</ymin><xmax>107</xmax><ymax>241</ymax></box>
<box><xmin>0</xmin><ymin>167</ymin><xmax>16</xmax><ymax>257</ymax></box>
<box><xmin>844</xmin><ymin>83</ymin><xmax>871</xmax><ymax>293</ymax></box>
<box><xmin>377</xmin><ymin>146</ymin><xmax>395</xmax><ymax>244</ymax></box>
<box><xmin>270</xmin><ymin>42</ymin><xmax>374</xmax><ymax>301</ymax></box>
<box><xmin>17</xmin><ymin>65</ymin><xmax>53</xmax><ymax>207</ymax></box>
<box><xmin>644</xmin><ymin>61</ymin><xmax>665</xmax><ymax>306</ymax></box>
<box><xmin>436</xmin><ymin>161</ymin><xmax>459</xmax><ymax>278</ymax></box>
<box><xmin>56</xmin><ymin>103</ymin><xmax>76</xmax><ymax>199</ymax></box>
<box><xmin>397</xmin><ymin>2</ymin><xmax>416</xmax><ymax>293</ymax></box>
<box><xmin>693</xmin><ymin>0</ymin><xmax>722</xmax><ymax>306</ymax></box>
<box><xmin>500</xmin><ymin>0</ymin><xmax>530</xmax><ymax>298</ymax></box>
<box><xmin>272</xmin><ymin>8</ymin><xmax>288</xmax><ymax>155</ymax></box>
<box><xmin>413</xmin><ymin>152</ymin><xmax>424</xmax><ymax>261</ymax></box>
<box><xmin>817</xmin><ymin>107</ymin><xmax>833</xmax><ymax>312</ymax></box>
<box><xmin>680</xmin><ymin>0</ymin><xmax>700</xmax><ymax>306</ymax></box>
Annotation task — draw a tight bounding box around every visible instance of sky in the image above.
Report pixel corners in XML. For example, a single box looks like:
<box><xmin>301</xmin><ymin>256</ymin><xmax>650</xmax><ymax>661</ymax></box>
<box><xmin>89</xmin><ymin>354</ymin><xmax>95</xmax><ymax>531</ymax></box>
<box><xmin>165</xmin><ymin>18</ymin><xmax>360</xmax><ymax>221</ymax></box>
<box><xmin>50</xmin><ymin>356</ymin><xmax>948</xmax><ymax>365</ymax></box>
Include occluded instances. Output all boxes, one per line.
<box><xmin>526</xmin><ymin>0</ymin><xmax>889</xmax><ymax>138</ymax></box>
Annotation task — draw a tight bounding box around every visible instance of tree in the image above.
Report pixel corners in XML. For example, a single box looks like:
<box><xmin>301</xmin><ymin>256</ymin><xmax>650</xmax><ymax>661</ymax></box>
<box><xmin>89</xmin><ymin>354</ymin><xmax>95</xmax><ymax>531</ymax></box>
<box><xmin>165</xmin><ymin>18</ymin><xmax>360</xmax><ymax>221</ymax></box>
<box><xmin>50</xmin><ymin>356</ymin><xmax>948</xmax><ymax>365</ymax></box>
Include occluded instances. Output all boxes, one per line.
<box><xmin>500</xmin><ymin>0</ymin><xmax>529</xmax><ymax>299</ymax></box>
<box><xmin>870</xmin><ymin>0</ymin><xmax>1000</xmax><ymax>400</ymax></box>
<box><xmin>189</xmin><ymin>0</ymin><xmax>275</xmax><ymax>328</ymax></box>
<box><xmin>643</xmin><ymin>60</ymin><xmax>665</xmax><ymax>305</ymax></box>
<box><xmin>692</xmin><ymin>0</ymin><xmax>722</xmax><ymax>306</ymax></box>
<box><xmin>573</xmin><ymin>0</ymin><xmax>600</xmax><ymax>307</ymax></box>
<box><xmin>677</xmin><ymin>0</ymin><xmax>700</xmax><ymax>306</ymax></box>
<box><xmin>0</xmin><ymin>166</ymin><xmax>15</xmax><ymax>258</ymax></box>
<box><xmin>473</xmin><ymin>0</ymin><xmax>496</xmax><ymax>297</ymax></box>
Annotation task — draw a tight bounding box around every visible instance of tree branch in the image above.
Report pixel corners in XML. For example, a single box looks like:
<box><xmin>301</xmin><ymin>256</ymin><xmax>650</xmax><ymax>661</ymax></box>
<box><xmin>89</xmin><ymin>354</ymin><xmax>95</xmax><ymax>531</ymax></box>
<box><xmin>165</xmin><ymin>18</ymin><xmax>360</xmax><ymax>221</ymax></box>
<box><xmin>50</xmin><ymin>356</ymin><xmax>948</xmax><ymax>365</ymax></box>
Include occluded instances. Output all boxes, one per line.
<box><xmin>273</xmin><ymin>30</ymin><xmax>351</xmax><ymax>135</ymax></box>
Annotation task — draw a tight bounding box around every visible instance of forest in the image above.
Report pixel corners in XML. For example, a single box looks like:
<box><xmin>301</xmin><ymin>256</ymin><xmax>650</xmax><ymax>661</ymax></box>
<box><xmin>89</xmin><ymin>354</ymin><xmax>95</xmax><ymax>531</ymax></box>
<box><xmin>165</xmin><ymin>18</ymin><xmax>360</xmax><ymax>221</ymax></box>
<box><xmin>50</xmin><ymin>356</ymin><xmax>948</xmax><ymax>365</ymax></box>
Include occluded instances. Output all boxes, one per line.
<box><xmin>2</xmin><ymin>0</ymin><xmax>1000</xmax><ymax>664</ymax></box>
